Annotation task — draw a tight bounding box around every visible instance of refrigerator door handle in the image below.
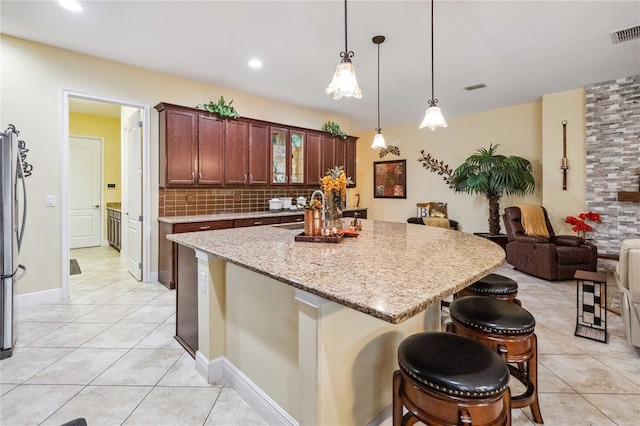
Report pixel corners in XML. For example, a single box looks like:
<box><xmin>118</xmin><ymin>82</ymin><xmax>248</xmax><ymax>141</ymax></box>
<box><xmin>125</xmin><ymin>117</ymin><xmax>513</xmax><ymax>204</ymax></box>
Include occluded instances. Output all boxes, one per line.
<box><xmin>15</xmin><ymin>152</ymin><xmax>27</xmax><ymax>251</ymax></box>
<box><xmin>1</xmin><ymin>265</ymin><xmax>25</xmax><ymax>281</ymax></box>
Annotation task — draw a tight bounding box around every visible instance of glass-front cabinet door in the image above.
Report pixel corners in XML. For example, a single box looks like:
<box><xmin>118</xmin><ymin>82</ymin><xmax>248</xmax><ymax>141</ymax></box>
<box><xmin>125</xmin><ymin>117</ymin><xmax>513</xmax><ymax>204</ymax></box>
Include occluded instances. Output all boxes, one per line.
<box><xmin>271</xmin><ymin>128</ymin><xmax>305</xmax><ymax>185</ymax></box>
<box><xmin>290</xmin><ymin>131</ymin><xmax>305</xmax><ymax>185</ymax></box>
<box><xmin>271</xmin><ymin>128</ymin><xmax>288</xmax><ymax>185</ymax></box>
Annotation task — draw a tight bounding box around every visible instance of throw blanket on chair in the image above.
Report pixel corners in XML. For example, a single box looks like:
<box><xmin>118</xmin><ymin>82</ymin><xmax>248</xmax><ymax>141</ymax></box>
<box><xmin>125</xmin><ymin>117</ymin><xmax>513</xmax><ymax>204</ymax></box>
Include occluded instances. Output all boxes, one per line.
<box><xmin>515</xmin><ymin>204</ymin><xmax>550</xmax><ymax>239</ymax></box>
<box><xmin>422</xmin><ymin>217</ymin><xmax>451</xmax><ymax>229</ymax></box>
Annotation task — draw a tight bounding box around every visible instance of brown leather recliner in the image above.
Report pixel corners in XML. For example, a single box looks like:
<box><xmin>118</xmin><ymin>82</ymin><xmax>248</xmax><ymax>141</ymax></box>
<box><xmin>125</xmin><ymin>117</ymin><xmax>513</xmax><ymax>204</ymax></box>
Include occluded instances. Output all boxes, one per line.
<box><xmin>503</xmin><ymin>206</ymin><xmax>597</xmax><ymax>280</ymax></box>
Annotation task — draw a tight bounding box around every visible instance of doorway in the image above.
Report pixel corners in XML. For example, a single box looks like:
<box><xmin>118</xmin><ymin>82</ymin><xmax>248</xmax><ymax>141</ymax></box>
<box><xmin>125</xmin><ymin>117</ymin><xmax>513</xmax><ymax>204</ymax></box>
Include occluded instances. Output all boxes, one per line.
<box><xmin>62</xmin><ymin>91</ymin><xmax>151</xmax><ymax>301</ymax></box>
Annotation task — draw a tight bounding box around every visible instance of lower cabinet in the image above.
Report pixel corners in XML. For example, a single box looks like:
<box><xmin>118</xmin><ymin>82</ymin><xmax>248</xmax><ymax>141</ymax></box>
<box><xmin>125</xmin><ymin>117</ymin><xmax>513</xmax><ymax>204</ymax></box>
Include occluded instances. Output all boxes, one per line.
<box><xmin>342</xmin><ymin>209</ymin><xmax>368</xmax><ymax>219</ymax></box>
<box><xmin>158</xmin><ymin>220</ymin><xmax>234</xmax><ymax>290</ymax></box>
<box><xmin>176</xmin><ymin>245</ymin><xmax>198</xmax><ymax>356</ymax></box>
<box><xmin>107</xmin><ymin>209</ymin><xmax>121</xmax><ymax>251</ymax></box>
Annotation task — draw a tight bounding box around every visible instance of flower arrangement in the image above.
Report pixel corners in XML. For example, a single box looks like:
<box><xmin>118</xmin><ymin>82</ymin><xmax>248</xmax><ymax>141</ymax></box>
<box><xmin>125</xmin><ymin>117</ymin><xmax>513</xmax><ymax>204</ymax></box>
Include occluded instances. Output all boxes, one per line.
<box><xmin>299</xmin><ymin>199</ymin><xmax>323</xmax><ymax>210</ymax></box>
<box><xmin>565</xmin><ymin>211</ymin><xmax>602</xmax><ymax>239</ymax></box>
<box><xmin>322</xmin><ymin>166</ymin><xmax>352</xmax><ymax>201</ymax></box>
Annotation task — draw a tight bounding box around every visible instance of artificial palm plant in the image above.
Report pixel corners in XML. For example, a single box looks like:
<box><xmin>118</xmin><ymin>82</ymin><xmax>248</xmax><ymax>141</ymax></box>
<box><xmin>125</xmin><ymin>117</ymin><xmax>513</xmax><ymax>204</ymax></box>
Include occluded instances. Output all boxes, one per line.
<box><xmin>418</xmin><ymin>143</ymin><xmax>535</xmax><ymax>235</ymax></box>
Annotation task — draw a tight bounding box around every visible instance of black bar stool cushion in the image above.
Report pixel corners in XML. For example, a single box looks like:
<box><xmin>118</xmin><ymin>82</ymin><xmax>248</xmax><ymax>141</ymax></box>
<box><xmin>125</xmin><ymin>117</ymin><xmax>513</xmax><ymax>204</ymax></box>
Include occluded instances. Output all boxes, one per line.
<box><xmin>398</xmin><ymin>332</ymin><xmax>509</xmax><ymax>397</ymax></box>
<box><xmin>468</xmin><ymin>273</ymin><xmax>518</xmax><ymax>296</ymax></box>
<box><xmin>450</xmin><ymin>296</ymin><xmax>535</xmax><ymax>335</ymax></box>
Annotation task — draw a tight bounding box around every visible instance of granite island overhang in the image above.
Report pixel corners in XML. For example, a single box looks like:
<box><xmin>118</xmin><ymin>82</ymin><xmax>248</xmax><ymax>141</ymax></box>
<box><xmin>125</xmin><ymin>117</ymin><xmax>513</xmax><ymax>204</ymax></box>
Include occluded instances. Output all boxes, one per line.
<box><xmin>168</xmin><ymin>219</ymin><xmax>505</xmax><ymax>425</ymax></box>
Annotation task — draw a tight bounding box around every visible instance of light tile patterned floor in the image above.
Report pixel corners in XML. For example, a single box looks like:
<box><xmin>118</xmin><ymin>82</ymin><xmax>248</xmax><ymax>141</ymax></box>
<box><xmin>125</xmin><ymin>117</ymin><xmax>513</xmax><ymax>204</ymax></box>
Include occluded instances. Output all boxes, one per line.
<box><xmin>0</xmin><ymin>246</ymin><xmax>266</xmax><ymax>426</ymax></box>
<box><xmin>1</xmin><ymin>246</ymin><xmax>639</xmax><ymax>425</ymax></box>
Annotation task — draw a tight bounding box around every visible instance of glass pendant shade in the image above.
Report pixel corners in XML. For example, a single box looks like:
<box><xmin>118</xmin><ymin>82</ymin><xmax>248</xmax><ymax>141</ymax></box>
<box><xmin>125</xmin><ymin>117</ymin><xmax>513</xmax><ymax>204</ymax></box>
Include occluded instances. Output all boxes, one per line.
<box><xmin>326</xmin><ymin>59</ymin><xmax>362</xmax><ymax>100</ymax></box>
<box><xmin>419</xmin><ymin>105</ymin><xmax>448</xmax><ymax>130</ymax></box>
<box><xmin>371</xmin><ymin>131</ymin><xmax>386</xmax><ymax>149</ymax></box>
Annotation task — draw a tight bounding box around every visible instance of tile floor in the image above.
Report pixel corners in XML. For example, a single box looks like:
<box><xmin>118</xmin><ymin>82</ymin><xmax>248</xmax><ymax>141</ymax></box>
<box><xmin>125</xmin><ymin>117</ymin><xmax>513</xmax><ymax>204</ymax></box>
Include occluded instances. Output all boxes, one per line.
<box><xmin>1</xmin><ymin>246</ymin><xmax>639</xmax><ymax>425</ymax></box>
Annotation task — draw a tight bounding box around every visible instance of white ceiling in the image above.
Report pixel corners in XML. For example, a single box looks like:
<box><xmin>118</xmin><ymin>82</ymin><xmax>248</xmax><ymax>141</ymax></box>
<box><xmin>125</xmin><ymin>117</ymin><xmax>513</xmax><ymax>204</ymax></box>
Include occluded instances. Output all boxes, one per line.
<box><xmin>2</xmin><ymin>1</ymin><xmax>639</xmax><ymax>132</ymax></box>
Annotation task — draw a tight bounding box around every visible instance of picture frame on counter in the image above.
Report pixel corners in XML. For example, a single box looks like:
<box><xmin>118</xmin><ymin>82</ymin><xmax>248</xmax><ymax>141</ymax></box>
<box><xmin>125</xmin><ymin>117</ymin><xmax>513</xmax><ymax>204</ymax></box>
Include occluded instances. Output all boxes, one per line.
<box><xmin>373</xmin><ymin>159</ymin><xmax>407</xmax><ymax>199</ymax></box>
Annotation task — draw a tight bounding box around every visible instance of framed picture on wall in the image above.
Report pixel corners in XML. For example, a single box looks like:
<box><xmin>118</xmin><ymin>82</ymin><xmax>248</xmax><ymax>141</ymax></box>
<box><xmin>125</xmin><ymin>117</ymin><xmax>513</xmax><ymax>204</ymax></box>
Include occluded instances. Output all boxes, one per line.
<box><xmin>373</xmin><ymin>159</ymin><xmax>407</xmax><ymax>199</ymax></box>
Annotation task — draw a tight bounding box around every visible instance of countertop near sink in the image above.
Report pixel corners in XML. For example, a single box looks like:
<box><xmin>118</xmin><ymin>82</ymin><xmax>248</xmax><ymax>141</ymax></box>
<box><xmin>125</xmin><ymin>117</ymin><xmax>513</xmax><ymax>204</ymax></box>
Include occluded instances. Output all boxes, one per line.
<box><xmin>158</xmin><ymin>207</ymin><xmax>367</xmax><ymax>224</ymax></box>
<box><xmin>158</xmin><ymin>210</ymin><xmax>304</xmax><ymax>224</ymax></box>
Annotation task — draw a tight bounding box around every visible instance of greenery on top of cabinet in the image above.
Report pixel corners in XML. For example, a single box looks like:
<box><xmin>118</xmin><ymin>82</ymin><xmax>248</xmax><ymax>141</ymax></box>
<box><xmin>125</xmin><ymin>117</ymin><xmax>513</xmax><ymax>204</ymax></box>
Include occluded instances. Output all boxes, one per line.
<box><xmin>322</xmin><ymin>121</ymin><xmax>347</xmax><ymax>139</ymax></box>
<box><xmin>199</xmin><ymin>96</ymin><xmax>240</xmax><ymax>119</ymax></box>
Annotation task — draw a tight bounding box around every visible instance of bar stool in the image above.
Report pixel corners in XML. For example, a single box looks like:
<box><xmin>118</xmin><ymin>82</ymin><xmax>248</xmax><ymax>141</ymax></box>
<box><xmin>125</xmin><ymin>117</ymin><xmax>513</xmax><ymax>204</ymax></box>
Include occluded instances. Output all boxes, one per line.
<box><xmin>448</xmin><ymin>296</ymin><xmax>543</xmax><ymax>424</ymax></box>
<box><xmin>456</xmin><ymin>273</ymin><xmax>520</xmax><ymax>305</ymax></box>
<box><xmin>393</xmin><ymin>332</ymin><xmax>511</xmax><ymax>426</ymax></box>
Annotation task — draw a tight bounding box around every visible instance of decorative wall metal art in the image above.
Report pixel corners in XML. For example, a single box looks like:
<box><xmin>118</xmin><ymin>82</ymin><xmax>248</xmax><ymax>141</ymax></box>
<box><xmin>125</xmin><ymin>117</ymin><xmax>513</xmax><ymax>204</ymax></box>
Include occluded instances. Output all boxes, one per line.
<box><xmin>373</xmin><ymin>159</ymin><xmax>406</xmax><ymax>199</ymax></box>
<box><xmin>379</xmin><ymin>145</ymin><xmax>400</xmax><ymax>158</ymax></box>
<box><xmin>561</xmin><ymin>120</ymin><xmax>568</xmax><ymax>190</ymax></box>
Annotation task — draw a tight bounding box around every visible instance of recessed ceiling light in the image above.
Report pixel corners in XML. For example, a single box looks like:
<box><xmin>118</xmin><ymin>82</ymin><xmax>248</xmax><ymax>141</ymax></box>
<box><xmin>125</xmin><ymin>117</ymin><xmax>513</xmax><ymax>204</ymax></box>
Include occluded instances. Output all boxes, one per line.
<box><xmin>59</xmin><ymin>0</ymin><xmax>82</xmax><ymax>12</ymax></box>
<box><xmin>248</xmin><ymin>59</ymin><xmax>262</xmax><ymax>69</ymax></box>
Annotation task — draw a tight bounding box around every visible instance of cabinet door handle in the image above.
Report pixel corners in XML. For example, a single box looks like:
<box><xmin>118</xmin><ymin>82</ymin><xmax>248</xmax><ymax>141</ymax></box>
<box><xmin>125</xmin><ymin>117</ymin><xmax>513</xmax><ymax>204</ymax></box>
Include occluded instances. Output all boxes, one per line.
<box><xmin>199</xmin><ymin>172</ymin><xmax>202</xmax><ymax>180</ymax></box>
<box><xmin>192</xmin><ymin>172</ymin><xmax>195</xmax><ymax>180</ymax></box>
<box><xmin>249</xmin><ymin>174</ymin><xmax>253</xmax><ymax>183</ymax></box>
<box><xmin>199</xmin><ymin>226</ymin><xmax>211</xmax><ymax>230</ymax></box>
<box><xmin>254</xmin><ymin>221</ymin><xmax>263</xmax><ymax>225</ymax></box>
<box><xmin>244</xmin><ymin>173</ymin><xmax>247</xmax><ymax>183</ymax></box>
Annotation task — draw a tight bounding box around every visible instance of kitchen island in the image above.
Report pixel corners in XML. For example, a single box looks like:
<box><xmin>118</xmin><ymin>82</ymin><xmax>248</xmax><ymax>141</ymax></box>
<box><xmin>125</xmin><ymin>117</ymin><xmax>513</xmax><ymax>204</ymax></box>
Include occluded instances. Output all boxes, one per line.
<box><xmin>168</xmin><ymin>219</ymin><xmax>504</xmax><ymax>425</ymax></box>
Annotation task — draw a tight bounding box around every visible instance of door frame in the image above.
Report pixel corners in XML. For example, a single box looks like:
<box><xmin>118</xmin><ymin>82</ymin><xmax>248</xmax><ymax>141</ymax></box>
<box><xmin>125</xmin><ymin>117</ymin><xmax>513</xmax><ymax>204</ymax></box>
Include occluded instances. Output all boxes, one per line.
<box><xmin>68</xmin><ymin>135</ymin><xmax>105</xmax><ymax>248</ymax></box>
<box><xmin>61</xmin><ymin>90</ymin><xmax>151</xmax><ymax>300</ymax></box>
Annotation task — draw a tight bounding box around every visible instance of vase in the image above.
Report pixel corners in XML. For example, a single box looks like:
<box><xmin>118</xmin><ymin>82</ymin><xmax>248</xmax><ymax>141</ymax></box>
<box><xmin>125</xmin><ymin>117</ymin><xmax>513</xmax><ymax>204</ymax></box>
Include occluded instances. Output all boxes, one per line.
<box><xmin>326</xmin><ymin>190</ymin><xmax>343</xmax><ymax>231</ymax></box>
<box><xmin>304</xmin><ymin>209</ymin><xmax>315</xmax><ymax>236</ymax></box>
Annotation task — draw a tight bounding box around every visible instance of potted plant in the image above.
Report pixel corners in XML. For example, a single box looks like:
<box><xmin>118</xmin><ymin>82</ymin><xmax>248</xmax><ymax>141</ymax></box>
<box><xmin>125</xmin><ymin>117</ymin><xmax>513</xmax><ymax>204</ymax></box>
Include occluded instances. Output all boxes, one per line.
<box><xmin>418</xmin><ymin>143</ymin><xmax>535</xmax><ymax>235</ymax></box>
<box><xmin>321</xmin><ymin>121</ymin><xmax>347</xmax><ymax>139</ymax></box>
<box><xmin>198</xmin><ymin>95</ymin><xmax>240</xmax><ymax>119</ymax></box>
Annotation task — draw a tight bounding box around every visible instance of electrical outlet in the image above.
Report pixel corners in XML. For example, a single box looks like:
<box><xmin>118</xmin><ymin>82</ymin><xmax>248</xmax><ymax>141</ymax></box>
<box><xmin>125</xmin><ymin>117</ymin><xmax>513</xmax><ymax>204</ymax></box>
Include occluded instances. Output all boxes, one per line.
<box><xmin>199</xmin><ymin>271</ymin><xmax>207</xmax><ymax>293</ymax></box>
<box><xmin>46</xmin><ymin>195</ymin><xmax>56</xmax><ymax>207</ymax></box>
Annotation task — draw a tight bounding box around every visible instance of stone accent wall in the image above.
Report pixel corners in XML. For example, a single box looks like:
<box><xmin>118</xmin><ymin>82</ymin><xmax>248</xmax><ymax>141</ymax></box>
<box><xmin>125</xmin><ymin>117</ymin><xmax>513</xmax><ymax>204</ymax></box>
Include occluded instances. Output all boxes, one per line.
<box><xmin>585</xmin><ymin>75</ymin><xmax>640</xmax><ymax>255</ymax></box>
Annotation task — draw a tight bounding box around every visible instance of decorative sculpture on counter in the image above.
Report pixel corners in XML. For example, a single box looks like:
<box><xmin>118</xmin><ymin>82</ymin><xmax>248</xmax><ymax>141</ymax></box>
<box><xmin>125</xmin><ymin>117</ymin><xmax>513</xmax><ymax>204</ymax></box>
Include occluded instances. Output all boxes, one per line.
<box><xmin>561</xmin><ymin>120</ymin><xmax>568</xmax><ymax>190</ymax></box>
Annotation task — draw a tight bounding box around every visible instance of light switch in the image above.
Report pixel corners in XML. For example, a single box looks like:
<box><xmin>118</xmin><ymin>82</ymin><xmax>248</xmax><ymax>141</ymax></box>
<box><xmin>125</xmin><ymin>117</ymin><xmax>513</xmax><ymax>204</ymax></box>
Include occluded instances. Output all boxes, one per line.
<box><xmin>46</xmin><ymin>195</ymin><xmax>56</xmax><ymax>207</ymax></box>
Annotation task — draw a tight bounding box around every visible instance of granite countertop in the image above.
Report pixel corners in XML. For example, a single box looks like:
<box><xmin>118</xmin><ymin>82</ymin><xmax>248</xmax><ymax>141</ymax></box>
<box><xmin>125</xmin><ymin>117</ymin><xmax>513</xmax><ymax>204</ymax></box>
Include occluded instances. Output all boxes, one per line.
<box><xmin>167</xmin><ymin>219</ymin><xmax>505</xmax><ymax>324</ymax></box>
<box><xmin>159</xmin><ymin>208</ymin><xmax>367</xmax><ymax>224</ymax></box>
<box><xmin>106</xmin><ymin>202</ymin><xmax>121</xmax><ymax>212</ymax></box>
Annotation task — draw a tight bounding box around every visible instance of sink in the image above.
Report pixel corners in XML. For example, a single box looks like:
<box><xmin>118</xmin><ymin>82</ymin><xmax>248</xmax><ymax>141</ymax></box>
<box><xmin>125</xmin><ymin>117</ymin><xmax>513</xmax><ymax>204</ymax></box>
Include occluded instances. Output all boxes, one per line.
<box><xmin>274</xmin><ymin>222</ymin><xmax>305</xmax><ymax>230</ymax></box>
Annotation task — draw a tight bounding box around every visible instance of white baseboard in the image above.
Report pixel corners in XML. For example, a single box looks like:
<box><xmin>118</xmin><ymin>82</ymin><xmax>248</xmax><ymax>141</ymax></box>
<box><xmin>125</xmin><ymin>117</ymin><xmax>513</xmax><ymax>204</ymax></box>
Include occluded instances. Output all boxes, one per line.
<box><xmin>195</xmin><ymin>351</ymin><xmax>298</xmax><ymax>426</ymax></box>
<box><xmin>14</xmin><ymin>288</ymin><xmax>64</xmax><ymax>307</ymax></box>
<box><xmin>367</xmin><ymin>404</ymin><xmax>392</xmax><ymax>426</ymax></box>
<box><xmin>148</xmin><ymin>270</ymin><xmax>159</xmax><ymax>284</ymax></box>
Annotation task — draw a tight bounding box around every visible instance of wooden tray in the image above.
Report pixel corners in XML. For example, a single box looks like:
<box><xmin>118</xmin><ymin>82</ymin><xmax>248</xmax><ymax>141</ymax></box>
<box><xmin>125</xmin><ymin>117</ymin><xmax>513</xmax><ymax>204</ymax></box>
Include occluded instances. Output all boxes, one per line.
<box><xmin>295</xmin><ymin>232</ymin><xmax>344</xmax><ymax>243</ymax></box>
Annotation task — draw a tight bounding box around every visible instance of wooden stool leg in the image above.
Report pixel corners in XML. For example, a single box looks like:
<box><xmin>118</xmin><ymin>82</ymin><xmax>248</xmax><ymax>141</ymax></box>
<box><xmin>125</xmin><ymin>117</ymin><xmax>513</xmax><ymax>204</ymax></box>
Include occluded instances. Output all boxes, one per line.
<box><xmin>529</xmin><ymin>334</ymin><xmax>544</xmax><ymax>424</ymax></box>
<box><xmin>393</xmin><ymin>370</ymin><xmax>404</xmax><ymax>426</ymax></box>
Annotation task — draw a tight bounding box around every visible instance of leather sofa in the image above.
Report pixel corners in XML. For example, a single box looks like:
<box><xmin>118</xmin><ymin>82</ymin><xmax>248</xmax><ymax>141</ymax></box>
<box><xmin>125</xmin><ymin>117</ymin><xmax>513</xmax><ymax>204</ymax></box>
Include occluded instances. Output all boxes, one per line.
<box><xmin>503</xmin><ymin>206</ymin><xmax>597</xmax><ymax>280</ymax></box>
<box><xmin>616</xmin><ymin>239</ymin><xmax>640</xmax><ymax>350</ymax></box>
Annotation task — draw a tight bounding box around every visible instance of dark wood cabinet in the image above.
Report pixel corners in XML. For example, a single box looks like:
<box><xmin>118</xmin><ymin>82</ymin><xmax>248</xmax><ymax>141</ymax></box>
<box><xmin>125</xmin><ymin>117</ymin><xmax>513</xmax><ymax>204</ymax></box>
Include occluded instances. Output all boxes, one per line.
<box><xmin>234</xmin><ymin>216</ymin><xmax>281</xmax><ymax>228</ymax></box>
<box><xmin>345</xmin><ymin>137</ymin><xmax>357</xmax><ymax>187</ymax></box>
<box><xmin>107</xmin><ymin>208</ymin><xmax>121</xmax><ymax>251</ymax></box>
<box><xmin>280</xmin><ymin>214</ymin><xmax>305</xmax><ymax>223</ymax></box>
<box><xmin>306</xmin><ymin>131</ymin><xmax>323</xmax><ymax>186</ymax></box>
<box><xmin>176</xmin><ymin>245</ymin><xmax>198</xmax><ymax>357</ymax></box>
<box><xmin>197</xmin><ymin>114</ymin><xmax>224</xmax><ymax>185</ymax></box>
<box><xmin>158</xmin><ymin>219</ymin><xmax>234</xmax><ymax>290</ymax></box>
<box><xmin>248</xmin><ymin>122</ymin><xmax>270</xmax><ymax>185</ymax></box>
<box><xmin>224</xmin><ymin>120</ymin><xmax>249</xmax><ymax>185</ymax></box>
<box><xmin>156</xmin><ymin>102</ymin><xmax>358</xmax><ymax>189</ymax></box>
<box><xmin>342</xmin><ymin>209</ymin><xmax>367</xmax><ymax>219</ymax></box>
<box><xmin>322</xmin><ymin>135</ymin><xmax>336</xmax><ymax>176</ymax></box>
<box><xmin>161</xmin><ymin>108</ymin><xmax>197</xmax><ymax>186</ymax></box>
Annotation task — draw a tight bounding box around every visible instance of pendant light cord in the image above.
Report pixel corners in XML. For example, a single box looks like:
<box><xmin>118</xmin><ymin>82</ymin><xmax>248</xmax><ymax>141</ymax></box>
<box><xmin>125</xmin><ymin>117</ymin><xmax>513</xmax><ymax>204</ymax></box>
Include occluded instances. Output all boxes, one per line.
<box><xmin>377</xmin><ymin>42</ymin><xmax>381</xmax><ymax>130</ymax></box>
<box><xmin>344</xmin><ymin>0</ymin><xmax>348</xmax><ymax>53</ymax></box>
<box><xmin>431</xmin><ymin>0</ymin><xmax>435</xmax><ymax>102</ymax></box>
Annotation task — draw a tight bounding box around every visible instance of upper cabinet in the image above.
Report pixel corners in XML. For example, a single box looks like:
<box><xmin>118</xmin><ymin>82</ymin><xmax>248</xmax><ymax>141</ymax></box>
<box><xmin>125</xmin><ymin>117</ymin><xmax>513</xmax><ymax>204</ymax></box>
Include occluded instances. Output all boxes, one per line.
<box><xmin>271</xmin><ymin>128</ymin><xmax>305</xmax><ymax>185</ymax></box>
<box><xmin>155</xmin><ymin>102</ymin><xmax>357</xmax><ymax>188</ymax></box>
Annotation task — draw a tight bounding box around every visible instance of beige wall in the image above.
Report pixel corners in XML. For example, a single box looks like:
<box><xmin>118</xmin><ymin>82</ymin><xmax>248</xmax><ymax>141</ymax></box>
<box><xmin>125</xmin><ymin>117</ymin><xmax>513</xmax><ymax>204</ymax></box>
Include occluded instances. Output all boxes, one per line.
<box><xmin>354</xmin><ymin>102</ymin><xmax>544</xmax><ymax>233</ymax></box>
<box><xmin>69</xmin><ymin>112</ymin><xmax>122</xmax><ymax>237</ymax></box>
<box><xmin>1</xmin><ymin>35</ymin><xmax>349</xmax><ymax>296</ymax></box>
<box><xmin>541</xmin><ymin>88</ymin><xmax>587</xmax><ymax>234</ymax></box>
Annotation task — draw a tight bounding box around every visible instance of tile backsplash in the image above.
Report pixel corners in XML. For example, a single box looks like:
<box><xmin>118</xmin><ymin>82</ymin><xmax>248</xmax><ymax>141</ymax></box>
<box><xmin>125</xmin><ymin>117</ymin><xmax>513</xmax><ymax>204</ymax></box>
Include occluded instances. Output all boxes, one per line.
<box><xmin>159</xmin><ymin>188</ymin><xmax>317</xmax><ymax>217</ymax></box>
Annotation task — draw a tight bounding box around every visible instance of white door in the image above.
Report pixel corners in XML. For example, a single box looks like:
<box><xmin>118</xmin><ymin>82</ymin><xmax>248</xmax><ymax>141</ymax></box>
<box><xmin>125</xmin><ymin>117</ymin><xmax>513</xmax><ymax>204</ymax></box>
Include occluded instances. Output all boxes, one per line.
<box><xmin>69</xmin><ymin>137</ymin><xmax>102</xmax><ymax>249</ymax></box>
<box><xmin>125</xmin><ymin>111</ymin><xmax>143</xmax><ymax>280</ymax></box>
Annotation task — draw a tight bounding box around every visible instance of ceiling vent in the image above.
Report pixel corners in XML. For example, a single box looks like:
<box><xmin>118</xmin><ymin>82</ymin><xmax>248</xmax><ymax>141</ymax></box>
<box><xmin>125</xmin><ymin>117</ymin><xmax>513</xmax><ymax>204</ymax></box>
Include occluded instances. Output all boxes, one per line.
<box><xmin>611</xmin><ymin>25</ymin><xmax>640</xmax><ymax>43</ymax></box>
<box><xmin>463</xmin><ymin>83</ymin><xmax>486</xmax><ymax>91</ymax></box>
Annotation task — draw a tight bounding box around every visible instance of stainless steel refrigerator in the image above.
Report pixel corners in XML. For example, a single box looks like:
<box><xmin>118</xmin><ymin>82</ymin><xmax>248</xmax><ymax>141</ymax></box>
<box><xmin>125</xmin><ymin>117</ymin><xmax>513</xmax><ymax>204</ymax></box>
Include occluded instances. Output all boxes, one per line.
<box><xmin>1</xmin><ymin>124</ymin><xmax>27</xmax><ymax>359</ymax></box>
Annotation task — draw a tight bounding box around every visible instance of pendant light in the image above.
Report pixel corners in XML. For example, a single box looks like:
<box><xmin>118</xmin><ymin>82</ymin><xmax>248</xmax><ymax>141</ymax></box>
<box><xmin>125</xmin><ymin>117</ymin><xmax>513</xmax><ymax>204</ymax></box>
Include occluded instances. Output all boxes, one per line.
<box><xmin>326</xmin><ymin>0</ymin><xmax>362</xmax><ymax>100</ymax></box>
<box><xmin>371</xmin><ymin>35</ymin><xmax>387</xmax><ymax>149</ymax></box>
<box><xmin>419</xmin><ymin>0</ymin><xmax>447</xmax><ymax>130</ymax></box>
